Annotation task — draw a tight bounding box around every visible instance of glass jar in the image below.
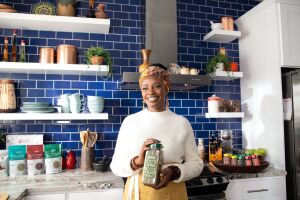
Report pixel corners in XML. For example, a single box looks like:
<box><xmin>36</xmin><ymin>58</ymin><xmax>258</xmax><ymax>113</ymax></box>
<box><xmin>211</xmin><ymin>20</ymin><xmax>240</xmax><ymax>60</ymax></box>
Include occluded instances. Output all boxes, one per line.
<box><xmin>245</xmin><ymin>155</ymin><xmax>252</xmax><ymax>166</ymax></box>
<box><xmin>231</xmin><ymin>155</ymin><xmax>238</xmax><ymax>166</ymax></box>
<box><xmin>252</xmin><ymin>155</ymin><xmax>260</xmax><ymax>166</ymax></box>
<box><xmin>223</xmin><ymin>153</ymin><xmax>231</xmax><ymax>165</ymax></box>
<box><xmin>237</xmin><ymin>154</ymin><xmax>245</xmax><ymax>166</ymax></box>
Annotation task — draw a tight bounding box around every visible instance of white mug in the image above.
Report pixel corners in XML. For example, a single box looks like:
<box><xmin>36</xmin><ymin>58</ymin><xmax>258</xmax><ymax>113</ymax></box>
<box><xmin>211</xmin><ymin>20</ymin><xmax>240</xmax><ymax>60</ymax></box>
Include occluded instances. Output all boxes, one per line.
<box><xmin>59</xmin><ymin>94</ymin><xmax>71</xmax><ymax>113</ymax></box>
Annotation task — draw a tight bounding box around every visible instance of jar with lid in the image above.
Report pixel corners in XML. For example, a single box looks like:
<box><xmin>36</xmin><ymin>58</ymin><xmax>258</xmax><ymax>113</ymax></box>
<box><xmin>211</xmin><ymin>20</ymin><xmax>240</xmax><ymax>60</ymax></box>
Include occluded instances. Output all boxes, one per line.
<box><xmin>223</xmin><ymin>153</ymin><xmax>231</xmax><ymax>165</ymax></box>
<box><xmin>142</xmin><ymin>142</ymin><xmax>163</xmax><ymax>186</ymax></box>
<box><xmin>0</xmin><ymin>80</ymin><xmax>16</xmax><ymax>113</ymax></box>
<box><xmin>252</xmin><ymin>155</ymin><xmax>260</xmax><ymax>166</ymax></box>
<box><xmin>208</xmin><ymin>94</ymin><xmax>220</xmax><ymax>113</ymax></box>
<box><xmin>231</xmin><ymin>155</ymin><xmax>238</xmax><ymax>166</ymax></box>
<box><xmin>245</xmin><ymin>155</ymin><xmax>252</xmax><ymax>166</ymax></box>
<box><xmin>237</xmin><ymin>154</ymin><xmax>245</xmax><ymax>166</ymax></box>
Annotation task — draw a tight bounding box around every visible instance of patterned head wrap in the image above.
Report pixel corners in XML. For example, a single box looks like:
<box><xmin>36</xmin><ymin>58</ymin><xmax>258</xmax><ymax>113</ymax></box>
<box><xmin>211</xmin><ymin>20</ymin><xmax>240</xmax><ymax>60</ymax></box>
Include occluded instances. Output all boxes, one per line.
<box><xmin>139</xmin><ymin>64</ymin><xmax>171</xmax><ymax>92</ymax></box>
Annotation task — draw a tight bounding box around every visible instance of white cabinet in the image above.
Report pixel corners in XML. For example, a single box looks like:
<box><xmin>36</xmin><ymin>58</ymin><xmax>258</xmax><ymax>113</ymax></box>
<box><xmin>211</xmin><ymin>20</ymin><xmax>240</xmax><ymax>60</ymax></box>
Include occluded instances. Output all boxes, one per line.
<box><xmin>68</xmin><ymin>189</ymin><xmax>123</xmax><ymax>200</ymax></box>
<box><xmin>280</xmin><ymin>3</ymin><xmax>300</xmax><ymax>67</ymax></box>
<box><xmin>225</xmin><ymin>176</ymin><xmax>286</xmax><ymax>200</ymax></box>
<box><xmin>25</xmin><ymin>193</ymin><xmax>65</xmax><ymax>200</ymax></box>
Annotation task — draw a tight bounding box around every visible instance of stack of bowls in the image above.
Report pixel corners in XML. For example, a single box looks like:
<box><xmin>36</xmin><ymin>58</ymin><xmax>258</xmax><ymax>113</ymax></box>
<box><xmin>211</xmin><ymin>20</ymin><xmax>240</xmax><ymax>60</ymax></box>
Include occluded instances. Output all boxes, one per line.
<box><xmin>87</xmin><ymin>96</ymin><xmax>104</xmax><ymax>113</ymax></box>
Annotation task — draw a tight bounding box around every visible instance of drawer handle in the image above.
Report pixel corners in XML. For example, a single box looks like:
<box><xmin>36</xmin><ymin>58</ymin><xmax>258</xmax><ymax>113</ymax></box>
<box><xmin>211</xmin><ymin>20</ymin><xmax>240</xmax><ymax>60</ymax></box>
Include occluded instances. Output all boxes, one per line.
<box><xmin>247</xmin><ymin>189</ymin><xmax>269</xmax><ymax>193</ymax></box>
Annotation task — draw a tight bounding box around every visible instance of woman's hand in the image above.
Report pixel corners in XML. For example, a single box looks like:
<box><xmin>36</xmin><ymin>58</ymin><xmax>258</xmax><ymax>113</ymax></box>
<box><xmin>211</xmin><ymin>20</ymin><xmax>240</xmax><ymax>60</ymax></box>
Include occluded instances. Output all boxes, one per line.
<box><xmin>154</xmin><ymin>167</ymin><xmax>174</xmax><ymax>189</ymax></box>
<box><xmin>134</xmin><ymin>138</ymin><xmax>158</xmax><ymax>166</ymax></box>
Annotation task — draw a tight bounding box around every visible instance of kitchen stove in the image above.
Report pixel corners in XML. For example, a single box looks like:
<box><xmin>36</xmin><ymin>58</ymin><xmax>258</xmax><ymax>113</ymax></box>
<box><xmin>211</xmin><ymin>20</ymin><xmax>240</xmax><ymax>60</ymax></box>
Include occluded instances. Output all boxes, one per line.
<box><xmin>186</xmin><ymin>165</ymin><xmax>229</xmax><ymax>200</ymax></box>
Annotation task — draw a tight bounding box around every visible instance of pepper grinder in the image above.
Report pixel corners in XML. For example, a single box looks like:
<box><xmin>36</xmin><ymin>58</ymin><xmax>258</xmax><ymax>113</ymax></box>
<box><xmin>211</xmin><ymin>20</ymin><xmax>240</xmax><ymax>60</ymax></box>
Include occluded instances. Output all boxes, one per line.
<box><xmin>86</xmin><ymin>0</ymin><xmax>96</xmax><ymax>18</ymax></box>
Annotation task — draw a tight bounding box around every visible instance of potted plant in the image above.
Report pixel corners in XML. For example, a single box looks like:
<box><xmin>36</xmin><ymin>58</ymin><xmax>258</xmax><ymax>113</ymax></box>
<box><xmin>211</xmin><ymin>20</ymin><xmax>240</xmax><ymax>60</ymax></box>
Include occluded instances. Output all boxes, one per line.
<box><xmin>85</xmin><ymin>46</ymin><xmax>112</xmax><ymax>77</ymax></box>
<box><xmin>205</xmin><ymin>53</ymin><xmax>231</xmax><ymax>75</ymax></box>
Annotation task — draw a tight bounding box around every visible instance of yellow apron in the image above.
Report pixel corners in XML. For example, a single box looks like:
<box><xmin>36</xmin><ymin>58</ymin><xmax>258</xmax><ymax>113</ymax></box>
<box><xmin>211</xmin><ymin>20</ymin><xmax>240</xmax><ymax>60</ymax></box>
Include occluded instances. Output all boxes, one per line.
<box><xmin>123</xmin><ymin>172</ymin><xmax>188</xmax><ymax>200</ymax></box>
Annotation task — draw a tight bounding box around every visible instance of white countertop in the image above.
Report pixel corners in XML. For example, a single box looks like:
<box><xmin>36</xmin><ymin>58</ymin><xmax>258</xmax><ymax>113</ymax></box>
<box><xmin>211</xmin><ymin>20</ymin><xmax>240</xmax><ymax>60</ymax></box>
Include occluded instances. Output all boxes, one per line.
<box><xmin>0</xmin><ymin>170</ymin><xmax>124</xmax><ymax>200</ymax></box>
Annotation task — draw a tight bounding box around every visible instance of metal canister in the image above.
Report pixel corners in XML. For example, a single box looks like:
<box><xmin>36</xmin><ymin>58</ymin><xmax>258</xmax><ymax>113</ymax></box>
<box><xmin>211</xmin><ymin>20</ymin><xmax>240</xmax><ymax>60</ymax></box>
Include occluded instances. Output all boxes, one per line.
<box><xmin>57</xmin><ymin>45</ymin><xmax>77</xmax><ymax>64</ymax></box>
<box><xmin>221</xmin><ymin>16</ymin><xmax>234</xmax><ymax>31</ymax></box>
<box><xmin>0</xmin><ymin>80</ymin><xmax>16</xmax><ymax>113</ymax></box>
<box><xmin>39</xmin><ymin>47</ymin><xmax>55</xmax><ymax>64</ymax></box>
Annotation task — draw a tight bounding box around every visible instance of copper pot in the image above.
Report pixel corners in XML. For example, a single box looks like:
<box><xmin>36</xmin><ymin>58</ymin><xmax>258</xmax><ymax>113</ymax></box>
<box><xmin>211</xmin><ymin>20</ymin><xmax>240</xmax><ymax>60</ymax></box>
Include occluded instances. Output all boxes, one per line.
<box><xmin>57</xmin><ymin>45</ymin><xmax>77</xmax><ymax>64</ymax></box>
<box><xmin>221</xmin><ymin>16</ymin><xmax>234</xmax><ymax>31</ymax></box>
<box><xmin>39</xmin><ymin>47</ymin><xmax>54</xmax><ymax>64</ymax></box>
<box><xmin>0</xmin><ymin>80</ymin><xmax>16</xmax><ymax>113</ymax></box>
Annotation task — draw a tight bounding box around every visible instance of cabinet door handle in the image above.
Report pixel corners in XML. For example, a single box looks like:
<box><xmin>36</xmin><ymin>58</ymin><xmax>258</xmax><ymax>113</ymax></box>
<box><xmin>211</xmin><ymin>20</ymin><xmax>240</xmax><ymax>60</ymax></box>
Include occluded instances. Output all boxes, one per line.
<box><xmin>247</xmin><ymin>189</ymin><xmax>269</xmax><ymax>193</ymax></box>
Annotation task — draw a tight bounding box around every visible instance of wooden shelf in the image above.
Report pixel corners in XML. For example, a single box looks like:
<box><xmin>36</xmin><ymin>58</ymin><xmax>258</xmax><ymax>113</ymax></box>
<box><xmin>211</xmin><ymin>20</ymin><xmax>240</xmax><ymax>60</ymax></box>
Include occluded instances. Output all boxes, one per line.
<box><xmin>205</xmin><ymin>112</ymin><xmax>244</xmax><ymax>118</ymax></box>
<box><xmin>203</xmin><ymin>30</ymin><xmax>241</xmax><ymax>43</ymax></box>
<box><xmin>0</xmin><ymin>113</ymin><xmax>108</xmax><ymax>121</ymax></box>
<box><xmin>0</xmin><ymin>62</ymin><xmax>109</xmax><ymax>76</ymax></box>
<box><xmin>211</xmin><ymin>71</ymin><xmax>243</xmax><ymax>80</ymax></box>
<box><xmin>0</xmin><ymin>12</ymin><xmax>110</xmax><ymax>34</ymax></box>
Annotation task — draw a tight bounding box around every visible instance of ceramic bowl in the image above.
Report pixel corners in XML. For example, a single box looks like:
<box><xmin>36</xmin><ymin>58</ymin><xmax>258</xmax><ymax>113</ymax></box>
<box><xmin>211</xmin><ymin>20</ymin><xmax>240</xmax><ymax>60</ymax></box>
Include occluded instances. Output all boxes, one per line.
<box><xmin>211</xmin><ymin>23</ymin><xmax>223</xmax><ymax>30</ymax></box>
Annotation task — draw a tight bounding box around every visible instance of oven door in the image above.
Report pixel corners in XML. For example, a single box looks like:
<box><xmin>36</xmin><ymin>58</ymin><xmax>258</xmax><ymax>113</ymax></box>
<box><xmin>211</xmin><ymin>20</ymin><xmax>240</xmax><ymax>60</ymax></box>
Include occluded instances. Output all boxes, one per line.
<box><xmin>188</xmin><ymin>192</ymin><xmax>226</xmax><ymax>200</ymax></box>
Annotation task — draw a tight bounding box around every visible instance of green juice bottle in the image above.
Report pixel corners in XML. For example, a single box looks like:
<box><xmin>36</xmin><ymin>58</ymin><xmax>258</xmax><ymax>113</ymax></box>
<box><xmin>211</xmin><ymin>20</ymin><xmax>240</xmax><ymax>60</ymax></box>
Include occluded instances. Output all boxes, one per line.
<box><xmin>142</xmin><ymin>141</ymin><xmax>163</xmax><ymax>186</ymax></box>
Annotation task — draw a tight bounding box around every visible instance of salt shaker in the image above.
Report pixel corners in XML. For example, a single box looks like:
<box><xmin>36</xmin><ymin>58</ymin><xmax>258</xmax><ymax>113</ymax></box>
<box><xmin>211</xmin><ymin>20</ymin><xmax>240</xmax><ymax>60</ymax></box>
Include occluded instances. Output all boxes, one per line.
<box><xmin>142</xmin><ymin>141</ymin><xmax>163</xmax><ymax>186</ymax></box>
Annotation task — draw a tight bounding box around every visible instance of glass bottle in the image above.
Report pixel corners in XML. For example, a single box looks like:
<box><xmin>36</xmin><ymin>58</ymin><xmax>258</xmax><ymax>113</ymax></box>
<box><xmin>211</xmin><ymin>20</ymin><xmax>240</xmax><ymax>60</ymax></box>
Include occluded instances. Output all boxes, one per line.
<box><xmin>19</xmin><ymin>40</ymin><xmax>26</xmax><ymax>62</ymax></box>
<box><xmin>2</xmin><ymin>37</ymin><xmax>9</xmax><ymax>62</ymax></box>
<box><xmin>11</xmin><ymin>30</ymin><xmax>17</xmax><ymax>62</ymax></box>
<box><xmin>142</xmin><ymin>141</ymin><xmax>163</xmax><ymax>186</ymax></box>
<box><xmin>197</xmin><ymin>138</ymin><xmax>205</xmax><ymax>161</ymax></box>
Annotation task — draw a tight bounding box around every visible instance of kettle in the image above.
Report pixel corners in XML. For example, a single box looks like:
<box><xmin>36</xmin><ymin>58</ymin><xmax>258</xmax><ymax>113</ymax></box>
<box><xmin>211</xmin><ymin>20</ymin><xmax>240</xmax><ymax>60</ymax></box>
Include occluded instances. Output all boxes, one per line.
<box><xmin>0</xmin><ymin>80</ymin><xmax>16</xmax><ymax>113</ymax></box>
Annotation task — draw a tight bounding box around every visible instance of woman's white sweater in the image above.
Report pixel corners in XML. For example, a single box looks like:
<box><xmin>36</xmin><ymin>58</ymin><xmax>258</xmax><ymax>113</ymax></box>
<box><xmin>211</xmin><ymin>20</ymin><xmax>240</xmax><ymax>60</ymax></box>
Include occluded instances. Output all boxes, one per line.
<box><xmin>111</xmin><ymin>109</ymin><xmax>203</xmax><ymax>183</ymax></box>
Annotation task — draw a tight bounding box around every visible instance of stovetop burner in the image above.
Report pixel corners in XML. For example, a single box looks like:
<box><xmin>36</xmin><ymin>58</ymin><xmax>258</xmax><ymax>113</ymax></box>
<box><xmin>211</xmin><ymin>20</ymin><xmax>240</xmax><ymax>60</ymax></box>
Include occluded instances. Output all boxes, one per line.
<box><xmin>186</xmin><ymin>165</ymin><xmax>229</xmax><ymax>197</ymax></box>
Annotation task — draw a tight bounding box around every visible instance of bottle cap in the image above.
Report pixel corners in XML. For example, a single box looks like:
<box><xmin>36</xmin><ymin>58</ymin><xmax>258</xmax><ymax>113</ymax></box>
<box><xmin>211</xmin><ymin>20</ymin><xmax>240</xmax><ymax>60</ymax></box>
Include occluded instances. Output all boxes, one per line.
<box><xmin>150</xmin><ymin>142</ymin><xmax>162</xmax><ymax>149</ymax></box>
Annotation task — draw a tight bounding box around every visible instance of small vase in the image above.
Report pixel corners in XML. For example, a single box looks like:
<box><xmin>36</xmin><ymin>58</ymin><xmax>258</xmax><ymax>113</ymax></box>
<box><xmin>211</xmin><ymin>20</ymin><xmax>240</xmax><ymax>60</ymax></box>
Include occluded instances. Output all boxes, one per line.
<box><xmin>95</xmin><ymin>4</ymin><xmax>108</xmax><ymax>19</ymax></box>
<box><xmin>57</xmin><ymin>0</ymin><xmax>76</xmax><ymax>16</ymax></box>
<box><xmin>139</xmin><ymin>49</ymin><xmax>152</xmax><ymax>73</ymax></box>
<box><xmin>90</xmin><ymin>56</ymin><xmax>104</xmax><ymax>65</ymax></box>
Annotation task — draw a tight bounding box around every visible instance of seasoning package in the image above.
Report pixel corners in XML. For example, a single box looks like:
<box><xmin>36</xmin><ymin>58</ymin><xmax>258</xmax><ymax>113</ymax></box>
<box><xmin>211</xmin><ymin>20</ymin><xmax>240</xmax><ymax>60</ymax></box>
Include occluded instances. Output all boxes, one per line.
<box><xmin>8</xmin><ymin>145</ymin><xmax>26</xmax><ymax>177</ymax></box>
<box><xmin>44</xmin><ymin>144</ymin><xmax>62</xmax><ymax>174</ymax></box>
<box><xmin>0</xmin><ymin>150</ymin><xmax>8</xmax><ymax>177</ymax></box>
<box><xmin>27</xmin><ymin>145</ymin><xmax>44</xmax><ymax>176</ymax></box>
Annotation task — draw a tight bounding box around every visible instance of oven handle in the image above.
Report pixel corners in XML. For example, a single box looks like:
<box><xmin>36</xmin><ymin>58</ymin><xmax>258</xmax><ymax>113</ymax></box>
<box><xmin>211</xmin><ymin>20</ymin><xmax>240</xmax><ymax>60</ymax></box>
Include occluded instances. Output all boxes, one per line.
<box><xmin>247</xmin><ymin>189</ymin><xmax>269</xmax><ymax>193</ymax></box>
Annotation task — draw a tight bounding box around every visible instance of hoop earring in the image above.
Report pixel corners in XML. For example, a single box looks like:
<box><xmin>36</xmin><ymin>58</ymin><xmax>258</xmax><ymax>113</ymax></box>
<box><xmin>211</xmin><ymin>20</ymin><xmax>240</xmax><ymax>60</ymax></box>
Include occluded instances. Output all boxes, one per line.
<box><xmin>165</xmin><ymin>96</ymin><xmax>169</xmax><ymax>109</ymax></box>
<box><xmin>143</xmin><ymin>100</ymin><xmax>146</xmax><ymax>109</ymax></box>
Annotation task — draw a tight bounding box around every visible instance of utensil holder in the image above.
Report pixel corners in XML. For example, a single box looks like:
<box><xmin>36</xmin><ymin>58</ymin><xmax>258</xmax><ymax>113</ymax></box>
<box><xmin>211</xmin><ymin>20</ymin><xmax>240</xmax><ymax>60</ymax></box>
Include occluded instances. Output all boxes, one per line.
<box><xmin>80</xmin><ymin>147</ymin><xmax>94</xmax><ymax>171</ymax></box>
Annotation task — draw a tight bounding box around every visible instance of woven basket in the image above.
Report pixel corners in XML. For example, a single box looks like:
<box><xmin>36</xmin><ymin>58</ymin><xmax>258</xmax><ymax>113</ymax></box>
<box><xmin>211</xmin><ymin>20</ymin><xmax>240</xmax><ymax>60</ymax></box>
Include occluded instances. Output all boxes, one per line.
<box><xmin>212</xmin><ymin>160</ymin><xmax>269</xmax><ymax>173</ymax></box>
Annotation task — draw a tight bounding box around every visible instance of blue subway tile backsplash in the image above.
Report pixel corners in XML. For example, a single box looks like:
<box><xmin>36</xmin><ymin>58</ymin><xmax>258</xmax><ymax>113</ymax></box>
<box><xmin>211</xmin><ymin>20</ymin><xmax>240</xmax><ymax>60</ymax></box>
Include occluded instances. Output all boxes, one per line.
<box><xmin>0</xmin><ymin>0</ymin><xmax>260</xmax><ymax>159</ymax></box>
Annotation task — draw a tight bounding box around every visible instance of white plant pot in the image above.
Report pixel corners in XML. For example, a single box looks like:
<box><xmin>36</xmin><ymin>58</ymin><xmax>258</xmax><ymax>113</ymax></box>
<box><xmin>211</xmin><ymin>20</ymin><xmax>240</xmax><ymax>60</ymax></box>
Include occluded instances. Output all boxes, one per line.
<box><xmin>215</xmin><ymin>63</ymin><xmax>224</xmax><ymax>72</ymax></box>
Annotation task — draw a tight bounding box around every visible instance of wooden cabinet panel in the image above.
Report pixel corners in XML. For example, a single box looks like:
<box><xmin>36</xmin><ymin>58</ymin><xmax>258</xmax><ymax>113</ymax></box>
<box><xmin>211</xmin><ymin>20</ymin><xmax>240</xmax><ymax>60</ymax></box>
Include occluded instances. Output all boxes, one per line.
<box><xmin>68</xmin><ymin>189</ymin><xmax>123</xmax><ymax>200</ymax></box>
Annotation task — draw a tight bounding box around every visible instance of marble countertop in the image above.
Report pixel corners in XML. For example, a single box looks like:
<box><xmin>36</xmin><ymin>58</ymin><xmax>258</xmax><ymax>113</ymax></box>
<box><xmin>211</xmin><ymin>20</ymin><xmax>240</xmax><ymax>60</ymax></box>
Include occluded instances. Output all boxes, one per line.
<box><xmin>228</xmin><ymin>167</ymin><xmax>287</xmax><ymax>180</ymax></box>
<box><xmin>0</xmin><ymin>170</ymin><xmax>124</xmax><ymax>200</ymax></box>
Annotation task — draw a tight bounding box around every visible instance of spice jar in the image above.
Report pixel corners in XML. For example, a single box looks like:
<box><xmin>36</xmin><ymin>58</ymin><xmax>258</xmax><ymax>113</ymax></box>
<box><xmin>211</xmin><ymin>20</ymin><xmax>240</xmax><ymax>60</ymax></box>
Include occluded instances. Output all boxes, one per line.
<box><xmin>231</xmin><ymin>155</ymin><xmax>238</xmax><ymax>166</ymax></box>
<box><xmin>142</xmin><ymin>141</ymin><xmax>163</xmax><ymax>186</ymax></box>
<box><xmin>245</xmin><ymin>155</ymin><xmax>252</xmax><ymax>166</ymax></box>
<box><xmin>237</xmin><ymin>154</ymin><xmax>245</xmax><ymax>166</ymax></box>
<box><xmin>223</xmin><ymin>153</ymin><xmax>231</xmax><ymax>165</ymax></box>
<box><xmin>208</xmin><ymin>94</ymin><xmax>220</xmax><ymax>113</ymax></box>
<box><xmin>252</xmin><ymin>155</ymin><xmax>260</xmax><ymax>166</ymax></box>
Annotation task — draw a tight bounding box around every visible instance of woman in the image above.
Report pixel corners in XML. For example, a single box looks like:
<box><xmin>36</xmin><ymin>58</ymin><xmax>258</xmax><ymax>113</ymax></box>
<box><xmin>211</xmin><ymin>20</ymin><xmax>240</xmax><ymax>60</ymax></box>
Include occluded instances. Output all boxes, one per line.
<box><xmin>111</xmin><ymin>64</ymin><xmax>203</xmax><ymax>200</ymax></box>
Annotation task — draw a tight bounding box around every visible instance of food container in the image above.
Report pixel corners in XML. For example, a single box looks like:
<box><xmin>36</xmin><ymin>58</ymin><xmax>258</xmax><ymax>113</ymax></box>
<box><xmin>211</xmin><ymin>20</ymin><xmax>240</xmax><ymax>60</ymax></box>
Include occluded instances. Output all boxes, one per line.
<box><xmin>39</xmin><ymin>47</ymin><xmax>55</xmax><ymax>64</ymax></box>
<box><xmin>237</xmin><ymin>155</ymin><xmax>245</xmax><ymax>166</ymax></box>
<box><xmin>57</xmin><ymin>44</ymin><xmax>77</xmax><ymax>64</ymax></box>
<box><xmin>0</xmin><ymin>80</ymin><xmax>16</xmax><ymax>113</ymax></box>
<box><xmin>245</xmin><ymin>155</ymin><xmax>252</xmax><ymax>166</ymax></box>
<box><xmin>223</xmin><ymin>153</ymin><xmax>231</xmax><ymax>165</ymax></box>
<box><xmin>221</xmin><ymin>16</ymin><xmax>234</xmax><ymax>31</ymax></box>
<box><xmin>208</xmin><ymin>94</ymin><xmax>220</xmax><ymax>113</ymax></box>
<box><xmin>231</xmin><ymin>155</ymin><xmax>238</xmax><ymax>166</ymax></box>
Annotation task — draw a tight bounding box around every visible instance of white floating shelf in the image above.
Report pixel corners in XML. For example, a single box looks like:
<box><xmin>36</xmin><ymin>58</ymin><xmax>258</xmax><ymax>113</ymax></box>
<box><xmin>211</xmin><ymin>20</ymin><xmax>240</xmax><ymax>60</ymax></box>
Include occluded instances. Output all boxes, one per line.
<box><xmin>0</xmin><ymin>62</ymin><xmax>109</xmax><ymax>76</ymax></box>
<box><xmin>0</xmin><ymin>12</ymin><xmax>110</xmax><ymax>34</ymax></box>
<box><xmin>0</xmin><ymin>113</ymin><xmax>108</xmax><ymax>121</ymax></box>
<box><xmin>211</xmin><ymin>71</ymin><xmax>243</xmax><ymax>80</ymax></box>
<box><xmin>205</xmin><ymin>112</ymin><xmax>244</xmax><ymax>118</ymax></box>
<box><xmin>203</xmin><ymin>30</ymin><xmax>241</xmax><ymax>43</ymax></box>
